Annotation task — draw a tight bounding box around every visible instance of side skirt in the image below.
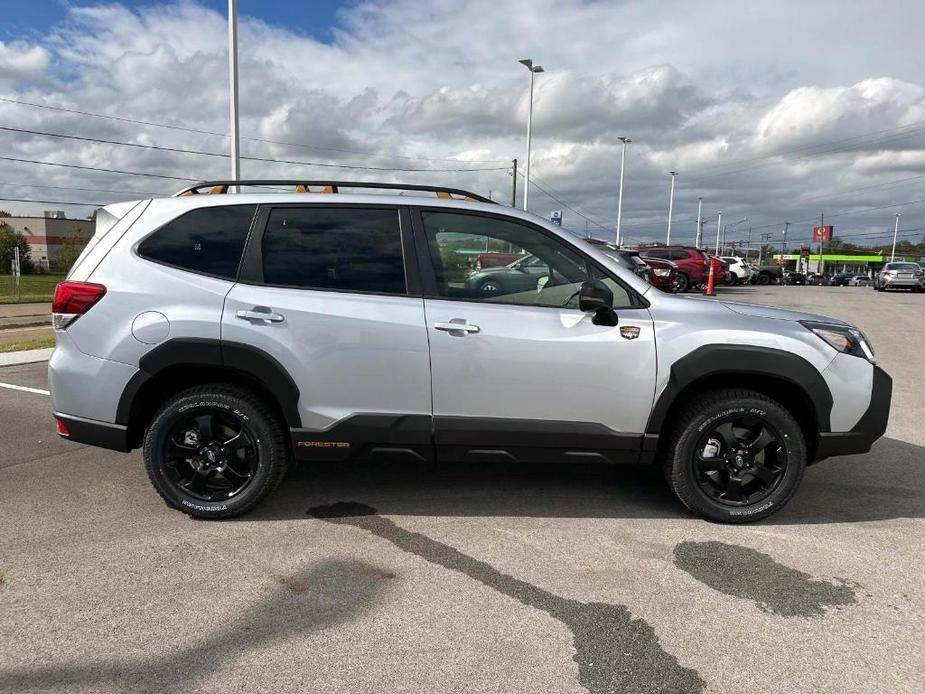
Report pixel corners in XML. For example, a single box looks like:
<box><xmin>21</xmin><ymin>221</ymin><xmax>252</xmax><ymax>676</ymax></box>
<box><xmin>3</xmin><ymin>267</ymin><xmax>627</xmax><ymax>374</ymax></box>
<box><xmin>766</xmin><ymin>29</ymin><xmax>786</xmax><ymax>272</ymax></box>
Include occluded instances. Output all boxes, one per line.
<box><xmin>290</xmin><ymin>414</ymin><xmax>654</xmax><ymax>465</ymax></box>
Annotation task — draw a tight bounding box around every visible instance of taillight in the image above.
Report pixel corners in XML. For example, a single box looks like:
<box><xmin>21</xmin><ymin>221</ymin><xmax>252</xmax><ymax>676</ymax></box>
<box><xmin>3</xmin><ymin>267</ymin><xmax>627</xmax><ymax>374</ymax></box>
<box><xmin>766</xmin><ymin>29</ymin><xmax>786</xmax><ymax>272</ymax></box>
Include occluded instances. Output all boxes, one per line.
<box><xmin>56</xmin><ymin>419</ymin><xmax>70</xmax><ymax>437</ymax></box>
<box><xmin>52</xmin><ymin>281</ymin><xmax>106</xmax><ymax>329</ymax></box>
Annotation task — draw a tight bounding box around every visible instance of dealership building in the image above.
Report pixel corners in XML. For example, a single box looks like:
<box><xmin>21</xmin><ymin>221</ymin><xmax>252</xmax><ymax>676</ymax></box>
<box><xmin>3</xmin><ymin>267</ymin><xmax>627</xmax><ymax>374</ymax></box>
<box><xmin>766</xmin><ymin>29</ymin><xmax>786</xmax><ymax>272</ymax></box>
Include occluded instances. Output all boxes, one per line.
<box><xmin>2</xmin><ymin>211</ymin><xmax>94</xmax><ymax>271</ymax></box>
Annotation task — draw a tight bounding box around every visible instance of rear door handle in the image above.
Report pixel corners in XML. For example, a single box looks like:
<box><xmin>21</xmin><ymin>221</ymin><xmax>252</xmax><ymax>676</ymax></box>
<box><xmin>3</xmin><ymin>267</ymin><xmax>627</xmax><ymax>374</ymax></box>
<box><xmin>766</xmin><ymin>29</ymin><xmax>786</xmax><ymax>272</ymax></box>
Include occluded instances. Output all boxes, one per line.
<box><xmin>236</xmin><ymin>308</ymin><xmax>285</xmax><ymax>323</ymax></box>
<box><xmin>433</xmin><ymin>319</ymin><xmax>480</xmax><ymax>335</ymax></box>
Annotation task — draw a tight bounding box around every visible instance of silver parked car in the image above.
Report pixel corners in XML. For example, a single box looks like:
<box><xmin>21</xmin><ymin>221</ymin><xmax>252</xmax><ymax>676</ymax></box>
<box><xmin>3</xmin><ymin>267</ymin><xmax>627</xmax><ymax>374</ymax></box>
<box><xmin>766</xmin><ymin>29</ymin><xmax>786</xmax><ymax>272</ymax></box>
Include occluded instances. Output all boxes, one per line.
<box><xmin>874</xmin><ymin>262</ymin><xmax>924</xmax><ymax>291</ymax></box>
<box><xmin>48</xmin><ymin>180</ymin><xmax>892</xmax><ymax>523</ymax></box>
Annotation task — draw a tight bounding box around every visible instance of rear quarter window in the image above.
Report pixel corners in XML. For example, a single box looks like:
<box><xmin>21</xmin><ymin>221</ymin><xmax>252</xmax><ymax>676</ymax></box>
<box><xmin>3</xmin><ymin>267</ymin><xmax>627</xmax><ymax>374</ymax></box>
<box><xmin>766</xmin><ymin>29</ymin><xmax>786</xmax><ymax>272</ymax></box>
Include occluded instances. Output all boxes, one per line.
<box><xmin>137</xmin><ymin>205</ymin><xmax>256</xmax><ymax>280</ymax></box>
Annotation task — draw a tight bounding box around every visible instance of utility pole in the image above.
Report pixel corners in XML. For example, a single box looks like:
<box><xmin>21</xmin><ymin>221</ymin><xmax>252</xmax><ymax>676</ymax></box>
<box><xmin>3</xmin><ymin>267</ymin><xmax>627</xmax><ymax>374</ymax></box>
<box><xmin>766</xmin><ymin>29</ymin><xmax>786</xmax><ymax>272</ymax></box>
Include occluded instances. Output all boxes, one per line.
<box><xmin>746</xmin><ymin>226</ymin><xmax>752</xmax><ymax>260</ymax></box>
<box><xmin>782</xmin><ymin>222</ymin><xmax>790</xmax><ymax>254</ymax></box>
<box><xmin>511</xmin><ymin>158</ymin><xmax>518</xmax><ymax>208</ymax></box>
<box><xmin>615</xmin><ymin>137</ymin><xmax>630</xmax><ymax>247</ymax></box>
<box><xmin>666</xmin><ymin>171</ymin><xmax>678</xmax><ymax>244</ymax></box>
<box><xmin>891</xmin><ymin>213</ymin><xmax>901</xmax><ymax>261</ymax></box>
<box><xmin>695</xmin><ymin>197</ymin><xmax>703</xmax><ymax>248</ymax></box>
<box><xmin>714</xmin><ymin>211</ymin><xmax>723</xmax><ymax>255</ymax></box>
<box><xmin>819</xmin><ymin>212</ymin><xmax>825</xmax><ymax>275</ymax></box>
<box><xmin>585</xmin><ymin>220</ymin><xmax>590</xmax><ymax>239</ymax></box>
<box><xmin>228</xmin><ymin>0</ymin><xmax>240</xmax><ymax>187</ymax></box>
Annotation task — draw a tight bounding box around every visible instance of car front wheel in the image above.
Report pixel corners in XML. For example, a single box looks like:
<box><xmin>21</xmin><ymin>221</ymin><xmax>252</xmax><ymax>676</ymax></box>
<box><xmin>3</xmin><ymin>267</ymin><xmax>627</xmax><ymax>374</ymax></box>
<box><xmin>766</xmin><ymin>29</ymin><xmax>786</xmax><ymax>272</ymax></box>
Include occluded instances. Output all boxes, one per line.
<box><xmin>662</xmin><ymin>389</ymin><xmax>806</xmax><ymax>523</ymax></box>
<box><xmin>143</xmin><ymin>384</ymin><xmax>289</xmax><ymax>519</ymax></box>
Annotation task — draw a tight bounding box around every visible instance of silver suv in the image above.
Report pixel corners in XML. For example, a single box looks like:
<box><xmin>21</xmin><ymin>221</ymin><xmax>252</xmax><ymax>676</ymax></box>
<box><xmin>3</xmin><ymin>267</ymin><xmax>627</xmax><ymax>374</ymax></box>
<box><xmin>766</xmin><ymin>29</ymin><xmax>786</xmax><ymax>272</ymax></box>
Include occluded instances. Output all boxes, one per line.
<box><xmin>48</xmin><ymin>180</ymin><xmax>892</xmax><ymax>523</ymax></box>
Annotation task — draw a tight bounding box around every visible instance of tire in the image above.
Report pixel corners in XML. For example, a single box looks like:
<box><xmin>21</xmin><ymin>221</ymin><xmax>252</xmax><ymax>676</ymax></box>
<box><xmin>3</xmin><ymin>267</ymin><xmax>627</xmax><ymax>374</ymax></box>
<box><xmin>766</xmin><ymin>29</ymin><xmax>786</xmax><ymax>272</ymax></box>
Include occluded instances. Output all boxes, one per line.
<box><xmin>757</xmin><ymin>273</ymin><xmax>771</xmax><ymax>285</ymax></box>
<box><xmin>674</xmin><ymin>272</ymin><xmax>689</xmax><ymax>293</ymax></box>
<box><xmin>143</xmin><ymin>384</ymin><xmax>289</xmax><ymax>519</ymax></box>
<box><xmin>662</xmin><ymin>389</ymin><xmax>807</xmax><ymax>523</ymax></box>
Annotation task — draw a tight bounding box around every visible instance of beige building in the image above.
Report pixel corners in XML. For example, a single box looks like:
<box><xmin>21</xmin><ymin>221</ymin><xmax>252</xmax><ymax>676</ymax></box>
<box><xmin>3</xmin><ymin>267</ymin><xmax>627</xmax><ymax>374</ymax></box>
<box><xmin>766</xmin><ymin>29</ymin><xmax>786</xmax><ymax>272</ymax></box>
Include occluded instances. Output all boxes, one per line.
<box><xmin>3</xmin><ymin>211</ymin><xmax>94</xmax><ymax>271</ymax></box>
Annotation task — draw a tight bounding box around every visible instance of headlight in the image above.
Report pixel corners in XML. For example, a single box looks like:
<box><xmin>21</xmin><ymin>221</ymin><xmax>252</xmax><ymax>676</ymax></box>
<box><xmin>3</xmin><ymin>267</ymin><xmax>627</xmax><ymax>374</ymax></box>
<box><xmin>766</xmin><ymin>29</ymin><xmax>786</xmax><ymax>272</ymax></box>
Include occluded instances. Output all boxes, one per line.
<box><xmin>800</xmin><ymin>321</ymin><xmax>875</xmax><ymax>362</ymax></box>
<box><xmin>653</xmin><ymin>268</ymin><xmax>671</xmax><ymax>277</ymax></box>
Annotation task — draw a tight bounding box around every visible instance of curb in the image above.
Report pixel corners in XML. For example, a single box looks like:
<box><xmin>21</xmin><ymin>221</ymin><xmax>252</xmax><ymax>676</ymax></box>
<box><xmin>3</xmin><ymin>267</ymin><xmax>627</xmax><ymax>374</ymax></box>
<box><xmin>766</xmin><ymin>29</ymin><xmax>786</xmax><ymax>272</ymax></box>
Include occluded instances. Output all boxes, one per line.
<box><xmin>0</xmin><ymin>348</ymin><xmax>54</xmax><ymax>367</ymax></box>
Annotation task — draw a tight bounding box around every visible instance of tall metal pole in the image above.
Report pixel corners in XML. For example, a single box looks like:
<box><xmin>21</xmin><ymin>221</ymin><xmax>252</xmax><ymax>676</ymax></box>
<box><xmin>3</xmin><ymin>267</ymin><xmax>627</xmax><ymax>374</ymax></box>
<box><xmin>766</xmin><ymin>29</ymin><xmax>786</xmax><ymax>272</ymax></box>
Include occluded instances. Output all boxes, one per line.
<box><xmin>891</xmin><ymin>213</ymin><xmax>901</xmax><ymax>261</ymax></box>
<box><xmin>782</xmin><ymin>222</ymin><xmax>790</xmax><ymax>254</ymax></box>
<box><xmin>518</xmin><ymin>59</ymin><xmax>544</xmax><ymax>212</ymax></box>
<box><xmin>666</xmin><ymin>171</ymin><xmax>678</xmax><ymax>244</ymax></box>
<box><xmin>714</xmin><ymin>211</ymin><xmax>723</xmax><ymax>255</ymax></box>
<box><xmin>228</xmin><ymin>0</ymin><xmax>240</xmax><ymax>186</ymax></box>
<box><xmin>695</xmin><ymin>197</ymin><xmax>703</xmax><ymax>248</ymax></box>
<box><xmin>615</xmin><ymin>137</ymin><xmax>630</xmax><ymax>247</ymax></box>
<box><xmin>819</xmin><ymin>212</ymin><xmax>825</xmax><ymax>275</ymax></box>
<box><xmin>511</xmin><ymin>158</ymin><xmax>517</xmax><ymax>208</ymax></box>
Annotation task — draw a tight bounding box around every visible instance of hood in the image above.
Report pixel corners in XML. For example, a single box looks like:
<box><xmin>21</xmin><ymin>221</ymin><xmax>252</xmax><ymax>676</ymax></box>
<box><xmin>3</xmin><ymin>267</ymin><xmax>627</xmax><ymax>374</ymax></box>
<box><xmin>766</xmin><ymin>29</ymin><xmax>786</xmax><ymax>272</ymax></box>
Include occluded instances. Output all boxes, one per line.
<box><xmin>719</xmin><ymin>299</ymin><xmax>849</xmax><ymax>325</ymax></box>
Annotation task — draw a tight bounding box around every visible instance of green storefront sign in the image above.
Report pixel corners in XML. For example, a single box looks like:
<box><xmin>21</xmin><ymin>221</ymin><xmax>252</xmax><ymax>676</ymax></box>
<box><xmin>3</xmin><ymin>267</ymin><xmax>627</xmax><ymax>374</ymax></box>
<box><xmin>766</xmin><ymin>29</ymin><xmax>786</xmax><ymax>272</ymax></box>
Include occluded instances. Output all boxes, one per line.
<box><xmin>773</xmin><ymin>254</ymin><xmax>886</xmax><ymax>262</ymax></box>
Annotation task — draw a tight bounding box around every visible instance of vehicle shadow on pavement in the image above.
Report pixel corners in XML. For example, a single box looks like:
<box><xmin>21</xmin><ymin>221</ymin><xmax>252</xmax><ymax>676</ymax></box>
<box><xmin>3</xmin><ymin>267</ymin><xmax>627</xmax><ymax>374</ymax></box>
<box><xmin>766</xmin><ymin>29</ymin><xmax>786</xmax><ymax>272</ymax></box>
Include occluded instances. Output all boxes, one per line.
<box><xmin>0</xmin><ymin>559</ymin><xmax>391</xmax><ymax>693</ymax></box>
<box><xmin>249</xmin><ymin>437</ymin><xmax>923</xmax><ymax>525</ymax></box>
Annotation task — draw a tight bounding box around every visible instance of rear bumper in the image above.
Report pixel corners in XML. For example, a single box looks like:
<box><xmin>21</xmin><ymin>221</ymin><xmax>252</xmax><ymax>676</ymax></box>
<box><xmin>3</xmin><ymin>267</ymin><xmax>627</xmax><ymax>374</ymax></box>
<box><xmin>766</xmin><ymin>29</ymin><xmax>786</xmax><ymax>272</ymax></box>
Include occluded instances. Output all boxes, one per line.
<box><xmin>54</xmin><ymin>412</ymin><xmax>130</xmax><ymax>452</ymax></box>
<box><xmin>815</xmin><ymin>365</ymin><xmax>892</xmax><ymax>459</ymax></box>
<box><xmin>882</xmin><ymin>278</ymin><xmax>922</xmax><ymax>288</ymax></box>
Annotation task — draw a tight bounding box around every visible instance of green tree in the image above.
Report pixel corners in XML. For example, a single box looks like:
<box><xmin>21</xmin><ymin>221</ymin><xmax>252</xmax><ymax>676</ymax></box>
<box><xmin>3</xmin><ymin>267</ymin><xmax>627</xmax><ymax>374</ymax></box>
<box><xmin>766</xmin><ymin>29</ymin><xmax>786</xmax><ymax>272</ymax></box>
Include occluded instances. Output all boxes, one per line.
<box><xmin>0</xmin><ymin>222</ymin><xmax>33</xmax><ymax>274</ymax></box>
<box><xmin>52</xmin><ymin>229</ymin><xmax>89</xmax><ymax>273</ymax></box>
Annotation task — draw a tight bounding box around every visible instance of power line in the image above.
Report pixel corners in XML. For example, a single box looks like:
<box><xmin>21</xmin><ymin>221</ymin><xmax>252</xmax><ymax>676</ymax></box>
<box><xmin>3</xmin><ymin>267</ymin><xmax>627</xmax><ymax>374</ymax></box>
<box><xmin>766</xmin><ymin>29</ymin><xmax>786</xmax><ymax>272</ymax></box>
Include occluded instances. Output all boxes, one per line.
<box><xmin>0</xmin><ymin>197</ymin><xmax>101</xmax><ymax>207</ymax></box>
<box><xmin>0</xmin><ymin>182</ymin><xmax>158</xmax><ymax>196</ymax></box>
<box><xmin>0</xmin><ymin>95</ymin><xmax>509</xmax><ymax>165</ymax></box>
<box><xmin>0</xmin><ymin>155</ymin><xmax>198</xmax><ymax>181</ymax></box>
<box><xmin>0</xmin><ymin>125</ymin><xmax>510</xmax><ymax>173</ymax></box>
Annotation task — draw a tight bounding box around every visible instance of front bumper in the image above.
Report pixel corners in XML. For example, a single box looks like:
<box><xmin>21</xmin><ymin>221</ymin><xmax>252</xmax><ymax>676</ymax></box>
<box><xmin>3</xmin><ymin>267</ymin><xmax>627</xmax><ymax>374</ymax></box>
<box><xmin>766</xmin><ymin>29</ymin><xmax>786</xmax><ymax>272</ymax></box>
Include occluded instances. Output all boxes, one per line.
<box><xmin>815</xmin><ymin>365</ymin><xmax>892</xmax><ymax>459</ymax></box>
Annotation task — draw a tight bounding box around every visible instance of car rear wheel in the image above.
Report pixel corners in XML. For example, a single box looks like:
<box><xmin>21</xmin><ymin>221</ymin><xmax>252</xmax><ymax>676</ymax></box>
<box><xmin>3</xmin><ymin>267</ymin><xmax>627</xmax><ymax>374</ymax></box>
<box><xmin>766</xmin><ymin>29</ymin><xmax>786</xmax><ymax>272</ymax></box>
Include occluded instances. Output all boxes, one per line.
<box><xmin>662</xmin><ymin>389</ymin><xmax>806</xmax><ymax>523</ymax></box>
<box><xmin>478</xmin><ymin>279</ymin><xmax>503</xmax><ymax>294</ymax></box>
<box><xmin>143</xmin><ymin>384</ymin><xmax>288</xmax><ymax>519</ymax></box>
<box><xmin>674</xmin><ymin>273</ymin><xmax>689</xmax><ymax>292</ymax></box>
<box><xmin>757</xmin><ymin>273</ymin><xmax>771</xmax><ymax>285</ymax></box>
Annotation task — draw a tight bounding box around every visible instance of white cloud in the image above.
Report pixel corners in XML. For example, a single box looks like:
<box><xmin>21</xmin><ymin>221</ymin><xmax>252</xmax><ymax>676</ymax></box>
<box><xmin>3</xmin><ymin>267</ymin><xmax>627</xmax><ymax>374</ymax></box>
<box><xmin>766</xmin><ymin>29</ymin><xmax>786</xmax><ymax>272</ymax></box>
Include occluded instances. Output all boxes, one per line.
<box><xmin>0</xmin><ymin>0</ymin><xmax>924</xmax><ymax>249</ymax></box>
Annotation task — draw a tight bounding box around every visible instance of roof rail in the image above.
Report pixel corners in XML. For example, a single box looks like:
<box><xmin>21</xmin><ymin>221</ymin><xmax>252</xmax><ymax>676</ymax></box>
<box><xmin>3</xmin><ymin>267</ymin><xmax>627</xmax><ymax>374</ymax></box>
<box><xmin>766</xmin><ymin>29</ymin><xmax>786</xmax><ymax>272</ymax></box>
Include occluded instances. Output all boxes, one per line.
<box><xmin>172</xmin><ymin>180</ymin><xmax>495</xmax><ymax>204</ymax></box>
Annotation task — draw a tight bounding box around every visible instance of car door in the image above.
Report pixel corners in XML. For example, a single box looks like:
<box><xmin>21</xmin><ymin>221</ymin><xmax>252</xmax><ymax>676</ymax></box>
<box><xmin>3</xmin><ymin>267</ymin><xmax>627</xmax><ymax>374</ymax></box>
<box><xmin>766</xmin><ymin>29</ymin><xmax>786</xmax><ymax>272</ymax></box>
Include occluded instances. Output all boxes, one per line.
<box><xmin>223</xmin><ymin>204</ymin><xmax>433</xmax><ymax>461</ymax></box>
<box><xmin>414</xmin><ymin>208</ymin><xmax>657</xmax><ymax>464</ymax></box>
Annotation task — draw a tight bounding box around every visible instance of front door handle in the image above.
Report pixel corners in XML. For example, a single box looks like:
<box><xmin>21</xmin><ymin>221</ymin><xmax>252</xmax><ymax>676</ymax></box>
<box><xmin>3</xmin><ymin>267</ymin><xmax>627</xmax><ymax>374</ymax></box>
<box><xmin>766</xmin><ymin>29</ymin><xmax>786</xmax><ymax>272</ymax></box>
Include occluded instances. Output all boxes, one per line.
<box><xmin>236</xmin><ymin>308</ymin><xmax>285</xmax><ymax>323</ymax></box>
<box><xmin>434</xmin><ymin>319</ymin><xmax>480</xmax><ymax>335</ymax></box>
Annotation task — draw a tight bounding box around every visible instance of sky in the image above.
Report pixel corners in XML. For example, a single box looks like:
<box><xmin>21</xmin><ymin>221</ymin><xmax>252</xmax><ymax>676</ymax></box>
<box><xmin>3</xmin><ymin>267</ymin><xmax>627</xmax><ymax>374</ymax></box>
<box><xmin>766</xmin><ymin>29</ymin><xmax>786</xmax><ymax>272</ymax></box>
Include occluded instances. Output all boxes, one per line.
<box><xmin>2</xmin><ymin>0</ymin><xmax>925</xmax><ymax>250</ymax></box>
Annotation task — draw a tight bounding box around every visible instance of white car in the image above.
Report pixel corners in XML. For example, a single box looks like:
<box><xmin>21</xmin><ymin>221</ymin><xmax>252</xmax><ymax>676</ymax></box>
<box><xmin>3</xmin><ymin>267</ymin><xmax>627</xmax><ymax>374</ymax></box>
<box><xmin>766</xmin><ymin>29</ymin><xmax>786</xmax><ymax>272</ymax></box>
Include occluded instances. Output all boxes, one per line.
<box><xmin>720</xmin><ymin>257</ymin><xmax>752</xmax><ymax>285</ymax></box>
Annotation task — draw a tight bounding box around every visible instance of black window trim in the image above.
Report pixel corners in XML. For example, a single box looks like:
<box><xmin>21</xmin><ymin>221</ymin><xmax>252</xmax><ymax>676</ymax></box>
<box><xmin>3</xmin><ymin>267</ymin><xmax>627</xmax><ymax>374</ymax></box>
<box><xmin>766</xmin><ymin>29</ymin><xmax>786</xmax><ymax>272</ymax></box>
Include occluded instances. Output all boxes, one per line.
<box><xmin>409</xmin><ymin>206</ymin><xmax>648</xmax><ymax>310</ymax></box>
<box><xmin>237</xmin><ymin>202</ymin><xmax>422</xmax><ymax>299</ymax></box>
<box><xmin>133</xmin><ymin>203</ymin><xmax>260</xmax><ymax>282</ymax></box>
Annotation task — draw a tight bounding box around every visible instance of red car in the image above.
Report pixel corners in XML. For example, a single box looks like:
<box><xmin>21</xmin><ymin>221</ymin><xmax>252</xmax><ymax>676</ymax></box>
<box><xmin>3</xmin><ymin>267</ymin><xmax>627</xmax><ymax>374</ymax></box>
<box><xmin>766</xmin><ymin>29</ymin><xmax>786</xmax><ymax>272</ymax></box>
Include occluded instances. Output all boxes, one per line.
<box><xmin>705</xmin><ymin>254</ymin><xmax>728</xmax><ymax>285</ymax></box>
<box><xmin>636</xmin><ymin>245</ymin><xmax>712</xmax><ymax>292</ymax></box>
<box><xmin>474</xmin><ymin>252</ymin><xmax>524</xmax><ymax>270</ymax></box>
<box><xmin>641</xmin><ymin>256</ymin><xmax>681</xmax><ymax>292</ymax></box>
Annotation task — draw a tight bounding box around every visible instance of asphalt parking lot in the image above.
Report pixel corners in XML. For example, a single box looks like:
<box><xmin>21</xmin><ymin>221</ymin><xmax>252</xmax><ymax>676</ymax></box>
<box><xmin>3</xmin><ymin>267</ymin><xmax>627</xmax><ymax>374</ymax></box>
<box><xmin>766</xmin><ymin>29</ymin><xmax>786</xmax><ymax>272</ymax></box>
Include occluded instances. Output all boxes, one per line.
<box><xmin>0</xmin><ymin>286</ymin><xmax>922</xmax><ymax>694</ymax></box>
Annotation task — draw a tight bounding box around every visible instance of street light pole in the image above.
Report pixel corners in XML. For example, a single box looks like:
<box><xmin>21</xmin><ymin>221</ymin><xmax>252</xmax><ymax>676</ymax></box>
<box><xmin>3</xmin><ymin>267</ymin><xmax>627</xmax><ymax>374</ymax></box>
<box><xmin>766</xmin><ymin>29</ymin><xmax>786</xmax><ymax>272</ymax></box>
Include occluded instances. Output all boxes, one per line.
<box><xmin>714</xmin><ymin>211</ymin><xmax>723</xmax><ymax>255</ymax></box>
<box><xmin>615</xmin><ymin>136</ymin><xmax>631</xmax><ymax>247</ymax></box>
<box><xmin>891</xmin><ymin>213</ymin><xmax>901</xmax><ymax>261</ymax></box>
<box><xmin>228</xmin><ymin>0</ymin><xmax>240</xmax><ymax>187</ymax></box>
<box><xmin>519</xmin><ymin>58</ymin><xmax>544</xmax><ymax>212</ymax></box>
<box><xmin>666</xmin><ymin>171</ymin><xmax>678</xmax><ymax>244</ymax></box>
<box><xmin>695</xmin><ymin>197</ymin><xmax>703</xmax><ymax>248</ymax></box>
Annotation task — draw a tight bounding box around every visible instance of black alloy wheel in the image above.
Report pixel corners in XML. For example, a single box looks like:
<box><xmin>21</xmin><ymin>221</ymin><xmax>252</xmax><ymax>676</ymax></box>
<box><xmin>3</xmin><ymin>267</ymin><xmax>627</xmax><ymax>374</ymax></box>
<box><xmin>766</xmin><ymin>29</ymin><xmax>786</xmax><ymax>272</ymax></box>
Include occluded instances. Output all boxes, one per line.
<box><xmin>693</xmin><ymin>415</ymin><xmax>787</xmax><ymax>507</ymax></box>
<box><xmin>662</xmin><ymin>389</ymin><xmax>806</xmax><ymax>523</ymax></box>
<box><xmin>163</xmin><ymin>410</ymin><xmax>259</xmax><ymax>502</ymax></box>
<box><xmin>143</xmin><ymin>385</ymin><xmax>288</xmax><ymax>519</ymax></box>
<box><xmin>479</xmin><ymin>279</ymin><xmax>503</xmax><ymax>294</ymax></box>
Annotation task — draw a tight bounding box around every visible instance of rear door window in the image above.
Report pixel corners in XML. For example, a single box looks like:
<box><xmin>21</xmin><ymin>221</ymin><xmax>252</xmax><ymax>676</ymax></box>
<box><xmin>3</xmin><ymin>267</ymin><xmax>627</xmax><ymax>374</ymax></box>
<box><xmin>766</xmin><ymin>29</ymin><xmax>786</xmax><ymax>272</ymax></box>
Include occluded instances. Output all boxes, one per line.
<box><xmin>260</xmin><ymin>207</ymin><xmax>406</xmax><ymax>295</ymax></box>
<box><xmin>137</xmin><ymin>204</ymin><xmax>256</xmax><ymax>280</ymax></box>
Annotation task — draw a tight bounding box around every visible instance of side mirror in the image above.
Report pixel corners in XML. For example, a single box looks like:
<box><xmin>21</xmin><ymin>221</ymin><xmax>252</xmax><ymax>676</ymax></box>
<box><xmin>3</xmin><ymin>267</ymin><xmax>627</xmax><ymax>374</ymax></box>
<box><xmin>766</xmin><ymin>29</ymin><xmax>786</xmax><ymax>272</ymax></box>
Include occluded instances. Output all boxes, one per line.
<box><xmin>578</xmin><ymin>280</ymin><xmax>619</xmax><ymax>326</ymax></box>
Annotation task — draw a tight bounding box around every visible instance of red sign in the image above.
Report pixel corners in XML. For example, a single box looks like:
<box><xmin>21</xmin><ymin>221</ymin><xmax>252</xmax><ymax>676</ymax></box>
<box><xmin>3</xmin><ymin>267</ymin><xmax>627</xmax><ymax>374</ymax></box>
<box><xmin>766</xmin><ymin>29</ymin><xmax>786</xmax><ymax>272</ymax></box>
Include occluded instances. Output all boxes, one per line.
<box><xmin>812</xmin><ymin>225</ymin><xmax>833</xmax><ymax>242</ymax></box>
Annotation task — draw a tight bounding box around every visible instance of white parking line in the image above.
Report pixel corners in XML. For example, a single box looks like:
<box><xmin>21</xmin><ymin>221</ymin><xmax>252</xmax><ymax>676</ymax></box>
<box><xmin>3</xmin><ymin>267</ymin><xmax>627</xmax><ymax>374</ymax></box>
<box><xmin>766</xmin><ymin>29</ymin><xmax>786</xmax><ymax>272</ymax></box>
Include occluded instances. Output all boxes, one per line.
<box><xmin>0</xmin><ymin>382</ymin><xmax>50</xmax><ymax>396</ymax></box>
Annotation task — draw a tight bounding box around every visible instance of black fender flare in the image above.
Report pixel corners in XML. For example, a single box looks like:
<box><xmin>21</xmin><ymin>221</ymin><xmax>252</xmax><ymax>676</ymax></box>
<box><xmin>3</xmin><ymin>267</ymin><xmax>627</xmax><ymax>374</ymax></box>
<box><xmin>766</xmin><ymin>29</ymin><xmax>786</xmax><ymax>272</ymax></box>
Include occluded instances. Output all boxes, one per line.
<box><xmin>645</xmin><ymin>344</ymin><xmax>833</xmax><ymax>434</ymax></box>
<box><xmin>116</xmin><ymin>338</ymin><xmax>301</xmax><ymax>427</ymax></box>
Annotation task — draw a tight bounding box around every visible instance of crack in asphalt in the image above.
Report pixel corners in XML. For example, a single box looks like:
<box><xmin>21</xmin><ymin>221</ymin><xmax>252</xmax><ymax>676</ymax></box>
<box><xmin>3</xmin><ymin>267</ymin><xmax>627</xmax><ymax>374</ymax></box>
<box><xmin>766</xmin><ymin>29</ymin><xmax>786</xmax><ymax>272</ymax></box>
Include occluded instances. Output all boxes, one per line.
<box><xmin>309</xmin><ymin>501</ymin><xmax>705</xmax><ymax>694</ymax></box>
<box><xmin>673</xmin><ymin>541</ymin><xmax>857</xmax><ymax>617</ymax></box>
